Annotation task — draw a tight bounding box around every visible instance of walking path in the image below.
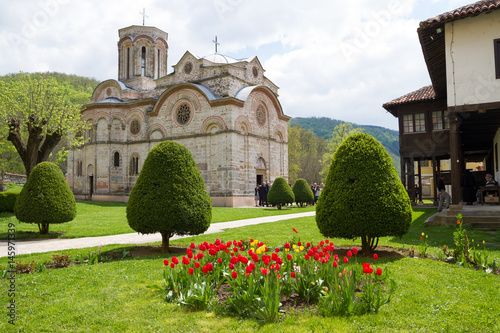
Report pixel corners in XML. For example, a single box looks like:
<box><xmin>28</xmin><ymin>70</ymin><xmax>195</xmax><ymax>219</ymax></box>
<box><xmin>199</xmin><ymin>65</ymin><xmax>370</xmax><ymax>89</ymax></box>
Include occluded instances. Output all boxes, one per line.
<box><xmin>0</xmin><ymin>211</ymin><xmax>316</xmax><ymax>257</ymax></box>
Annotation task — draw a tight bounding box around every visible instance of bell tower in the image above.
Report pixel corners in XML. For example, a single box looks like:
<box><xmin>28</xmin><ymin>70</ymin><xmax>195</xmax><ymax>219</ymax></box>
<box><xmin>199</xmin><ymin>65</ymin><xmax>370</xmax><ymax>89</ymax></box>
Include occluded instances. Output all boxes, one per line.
<box><xmin>117</xmin><ymin>26</ymin><xmax>168</xmax><ymax>82</ymax></box>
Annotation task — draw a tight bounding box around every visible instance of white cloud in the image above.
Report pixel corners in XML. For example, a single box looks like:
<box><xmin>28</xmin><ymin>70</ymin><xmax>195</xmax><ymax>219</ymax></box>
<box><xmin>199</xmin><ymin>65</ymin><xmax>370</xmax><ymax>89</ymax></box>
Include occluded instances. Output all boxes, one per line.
<box><xmin>0</xmin><ymin>0</ymin><xmax>473</xmax><ymax>130</ymax></box>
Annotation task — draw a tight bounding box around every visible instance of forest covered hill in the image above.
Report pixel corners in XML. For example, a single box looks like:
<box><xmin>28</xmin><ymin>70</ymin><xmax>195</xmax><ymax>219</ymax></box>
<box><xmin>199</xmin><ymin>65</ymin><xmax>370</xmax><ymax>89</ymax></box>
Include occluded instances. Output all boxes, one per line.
<box><xmin>290</xmin><ymin>117</ymin><xmax>400</xmax><ymax>173</ymax></box>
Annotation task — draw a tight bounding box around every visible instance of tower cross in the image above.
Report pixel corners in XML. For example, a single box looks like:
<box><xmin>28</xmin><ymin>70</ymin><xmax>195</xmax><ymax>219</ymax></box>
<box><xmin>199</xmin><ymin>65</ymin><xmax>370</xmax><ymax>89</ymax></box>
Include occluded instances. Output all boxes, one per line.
<box><xmin>139</xmin><ymin>8</ymin><xmax>148</xmax><ymax>26</ymax></box>
<box><xmin>212</xmin><ymin>36</ymin><xmax>220</xmax><ymax>54</ymax></box>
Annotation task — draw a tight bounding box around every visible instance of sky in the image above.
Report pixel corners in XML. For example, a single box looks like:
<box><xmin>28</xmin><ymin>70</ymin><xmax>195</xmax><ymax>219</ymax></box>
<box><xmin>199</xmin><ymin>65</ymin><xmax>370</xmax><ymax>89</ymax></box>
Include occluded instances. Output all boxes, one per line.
<box><xmin>0</xmin><ymin>0</ymin><xmax>473</xmax><ymax>131</ymax></box>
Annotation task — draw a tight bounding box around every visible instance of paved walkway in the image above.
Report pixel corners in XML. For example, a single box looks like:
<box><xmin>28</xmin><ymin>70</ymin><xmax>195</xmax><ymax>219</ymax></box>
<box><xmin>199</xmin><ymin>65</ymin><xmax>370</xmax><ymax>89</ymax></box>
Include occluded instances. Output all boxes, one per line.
<box><xmin>0</xmin><ymin>211</ymin><xmax>315</xmax><ymax>257</ymax></box>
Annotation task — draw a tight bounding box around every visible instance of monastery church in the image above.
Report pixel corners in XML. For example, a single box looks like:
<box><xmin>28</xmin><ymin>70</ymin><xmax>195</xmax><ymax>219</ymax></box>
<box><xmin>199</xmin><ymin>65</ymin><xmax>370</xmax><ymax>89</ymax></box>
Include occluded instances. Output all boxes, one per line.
<box><xmin>67</xmin><ymin>25</ymin><xmax>290</xmax><ymax>207</ymax></box>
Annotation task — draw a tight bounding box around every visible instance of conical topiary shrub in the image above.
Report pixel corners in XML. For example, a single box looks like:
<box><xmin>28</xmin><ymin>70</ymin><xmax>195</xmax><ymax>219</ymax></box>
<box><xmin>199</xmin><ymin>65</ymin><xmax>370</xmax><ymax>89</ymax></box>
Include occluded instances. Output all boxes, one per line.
<box><xmin>15</xmin><ymin>162</ymin><xmax>76</xmax><ymax>234</ymax></box>
<box><xmin>127</xmin><ymin>141</ymin><xmax>212</xmax><ymax>253</ymax></box>
<box><xmin>316</xmin><ymin>133</ymin><xmax>412</xmax><ymax>254</ymax></box>
<box><xmin>292</xmin><ymin>178</ymin><xmax>314</xmax><ymax>207</ymax></box>
<box><xmin>267</xmin><ymin>177</ymin><xmax>295</xmax><ymax>210</ymax></box>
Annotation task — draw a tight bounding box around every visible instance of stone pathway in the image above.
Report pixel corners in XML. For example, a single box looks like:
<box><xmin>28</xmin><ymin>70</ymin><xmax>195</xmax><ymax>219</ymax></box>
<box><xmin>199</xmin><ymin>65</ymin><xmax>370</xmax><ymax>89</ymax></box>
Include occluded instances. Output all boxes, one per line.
<box><xmin>0</xmin><ymin>211</ymin><xmax>316</xmax><ymax>257</ymax></box>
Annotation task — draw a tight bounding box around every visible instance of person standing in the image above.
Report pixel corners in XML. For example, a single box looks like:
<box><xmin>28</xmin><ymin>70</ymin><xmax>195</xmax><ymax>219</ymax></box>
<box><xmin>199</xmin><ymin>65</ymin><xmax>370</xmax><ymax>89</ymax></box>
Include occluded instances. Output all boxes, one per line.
<box><xmin>258</xmin><ymin>183</ymin><xmax>267</xmax><ymax>207</ymax></box>
<box><xmin>437</xmin><ymin>174</ymin><xmax>451</xmax><ymax>212</ymax></box>
<box><xmin>254</xmin><ymin>185</ymin><xmax>260</xmax><ymax>207</ymax></box>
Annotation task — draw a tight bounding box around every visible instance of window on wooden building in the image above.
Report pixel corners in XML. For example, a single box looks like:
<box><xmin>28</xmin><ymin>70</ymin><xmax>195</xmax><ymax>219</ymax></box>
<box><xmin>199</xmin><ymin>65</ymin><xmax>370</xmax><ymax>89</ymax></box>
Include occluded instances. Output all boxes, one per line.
<box><xmin>414</xmin><ymin>113</ymin><xmax>425</xmax><ymax>132</ymax></box>
<box><xmin>432</xmin><ymin>111</ymin><xmax>450</xmax><ymax>130</ymax></box>
<box><xmin>403</xmin><ymin>114</ymin><xmax>414</xmax><ymax>133</ymax></box>
<box><xmin>403</xmin><ymin>113</ymin><xmax>426</xmax><ymax>133</ymax></box>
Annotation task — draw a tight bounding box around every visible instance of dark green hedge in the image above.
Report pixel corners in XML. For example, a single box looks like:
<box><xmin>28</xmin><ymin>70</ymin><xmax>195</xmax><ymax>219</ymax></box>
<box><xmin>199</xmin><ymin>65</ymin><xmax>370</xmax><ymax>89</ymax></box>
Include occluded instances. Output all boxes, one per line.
<box><xmin>15</xmin><ymin>162</ymin><xmax>76</xmax><ymax>225</ymax></box>
<box><xmin>0</xmin><ymin>191</ymin><xmax>20</xmax><ymax>213</ymax></box>
<box><xmin>316</xmin><ymin>133</ymin><xmax>412</xmax><ymax>240</ymax></box>
<box><xmin>292</xmin><ymin>178</ymin><xmax>314</xmax><ymax>206</ymax></box>
<box><xmin>127</xmin><ymin>141</ymin><xmax>212</xmax><ymax>238</ymax></box>
<box><xmin>267</xmin><ymin>177</ymin><xmax>295</xmax><ymax>209</ymax></box>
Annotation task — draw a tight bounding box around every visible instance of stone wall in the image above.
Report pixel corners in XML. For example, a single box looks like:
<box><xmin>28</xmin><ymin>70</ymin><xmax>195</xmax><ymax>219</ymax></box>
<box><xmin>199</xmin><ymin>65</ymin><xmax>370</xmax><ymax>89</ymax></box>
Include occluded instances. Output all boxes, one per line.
<box><xmin>2</xmin><ymin>173</ymin><xmax>27</xmax><ymax>186</ymax></box>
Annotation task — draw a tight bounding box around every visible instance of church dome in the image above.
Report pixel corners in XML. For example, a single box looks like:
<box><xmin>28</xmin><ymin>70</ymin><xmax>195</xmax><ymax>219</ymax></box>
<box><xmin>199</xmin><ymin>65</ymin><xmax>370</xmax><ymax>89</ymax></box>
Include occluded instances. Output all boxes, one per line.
<box><xmin>201</xmin><ymin>53</ymin><xmax>240</xmax><ymax>64</ymax></box>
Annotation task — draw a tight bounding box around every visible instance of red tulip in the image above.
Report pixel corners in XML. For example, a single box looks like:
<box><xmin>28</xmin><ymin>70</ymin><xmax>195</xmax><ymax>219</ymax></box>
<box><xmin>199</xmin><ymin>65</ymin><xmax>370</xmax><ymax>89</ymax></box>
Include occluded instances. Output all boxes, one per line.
<box><xmin>287</xmin><ymin>253</ymin><xmax>292</xmax><ymax>261</ymax></box>
<box><xmin>172</xmin><ymin>256</ymin><xmax>179</xmax><ymax>264</ymax></box>
<box><xmin>353</xmin><ymin>247</ymin><xmax>358</xmax><ymax>255</ymax></box>
<box><xmin>333</xmin><ymin>261</ymin><xmax>338</xmax><ymax>268</ymax></box>
<box><xmin>188</xmin><ymin>268</ymin><xmax>194</xmax><ymax>275</ymax></box>
<box><xmin>285</xmin><ymin>242</ymin><xmax>290</xmax><ymax>249</ymax></box>
<box><xmin>195</xmin><ymin>261</ymin><xmax>200</xmax><ymax>268</ymax></box>
<box><xmin>376</xmin><ymin>268</ymin><xmax>382</xmax><ymax>276</ymax></box>
<box><xmin>163</xmin><ymin>259</ymin><xmax>169</xmax><ymax>266</ymax></box>
<box><xmin>217</xmin><ymin>257</ymin><xmax>222</xmax><ymax>264</ymax></box>
<box><xmin>347</xmin><ymin>250</ymin><xmax>352</xmax><ymax>258</ymax></box>
<box><xmin>343</xmin><ymin>257</ymin><xmax>348</xmax><ymax>264</ymax></box>
<box><xmin>373</xmin><ymin>253</ymin><xmax>378</xmax><ymax>260</ymax></box>
<box><xmin>170</xmin><ymin>263</ymin><xmax>175</xmax><ymax>269</ymax></box>
<box><xmin>229</xmin><ymin>263</ymin><xmax>235</xmax><ymax>270</ymax></box>
<box><xmin>190</xmin><ymin>242</ymin><xmax>195</xmax><ymax>249</ymax></box>
<box><xmin>232</xmin><ymin>271</ymin><xmax>238</xmax><ymax>279</ymax></box>
<box><xmin>291</xmin><ymin>272</ymin><xmax>296</xmax><ymax>278</ymax></box>
<box><xmin>293</xmin><ymin>228</ymin><xmax>298</xmax><ymax>233</ymax></box>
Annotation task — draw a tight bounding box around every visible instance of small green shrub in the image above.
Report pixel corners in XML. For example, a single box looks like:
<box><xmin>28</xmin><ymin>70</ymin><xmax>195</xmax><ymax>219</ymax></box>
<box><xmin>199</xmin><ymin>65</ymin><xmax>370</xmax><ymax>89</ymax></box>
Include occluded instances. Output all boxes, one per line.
<box><xmin>267</xmin><ymin>177</ymin><xmax>295</xmax><ymax>210</ymax></box>
<box><xmin>127</xmin><ymin>141</ymin><xmax>212</xmax><ymax>253</ymax></box>
<box><xmin>292</xmin><ymin>178</ymin><xmax>314</xmax><ymax>207</ymax></box>
<box><xmin>15</xmin><ymin>162</ymin><xmax>76</xmax><ymax>234</ymax></box>
<box><xmin>0</xmin><ymin>190</ymin><xmax>20</xmax><ymax>213</ymax></box>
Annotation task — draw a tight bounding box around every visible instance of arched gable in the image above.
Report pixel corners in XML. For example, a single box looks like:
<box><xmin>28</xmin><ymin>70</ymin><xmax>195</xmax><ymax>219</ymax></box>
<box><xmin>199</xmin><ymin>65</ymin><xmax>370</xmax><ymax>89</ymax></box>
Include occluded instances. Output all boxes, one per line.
<box><xmin>235</xmin><ymin>85</ymin><xmax>290</xmax><ymax>121</ymax></box>
<box><xmin>150</xmin><ymin>83</ymin><xmax>215</xmax><ymax>117</ymax></box>
<box><xmin>91</xmin><ymin>80</ymin><xmax>125</xmax><ymax>102</ymax></box>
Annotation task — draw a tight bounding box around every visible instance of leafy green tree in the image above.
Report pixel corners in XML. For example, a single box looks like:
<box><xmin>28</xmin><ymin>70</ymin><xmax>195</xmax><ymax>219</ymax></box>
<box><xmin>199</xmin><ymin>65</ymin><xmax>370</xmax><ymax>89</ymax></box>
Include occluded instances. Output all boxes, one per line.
<box><xmin>0</xmin><ymin>72</ymin><xmax>89</xmax><ymax>176</ymax></box>
<box><xmin>127</xmin><ymin>141</ymin><xmax>212</xmax><ymax>253</ymax></box>
<box><xmin>316</xmin><ymin>133</ymin><xmax>412</xmax><ymax>254</ymax></box>
<box><xmin>292</xmin><ymin>178</ymin><xmax>314</xmax><ymax>207</ymax></box>
<box><xmin>267</xmin><ymin>177</ymin><xmax>295</xmax><ymax>210</ymax></box>
<box><xmin>15</xmin><ymin>162</ymin><xmax>76</xmax><ymax>234</ymax></box>
<box><xmin>287</xmin><ymin>124</ymin><xmax>302</xmax><ymax>183</ymax></box>
<box><xmin>288</xmin><ymin>124</ymin><xmax>326</xmax><ymax>184</ymax></box>
<box><xmin>320</xmin><ymin>122</ymin><xmax>361</xmax><ymax>181</ymax></box>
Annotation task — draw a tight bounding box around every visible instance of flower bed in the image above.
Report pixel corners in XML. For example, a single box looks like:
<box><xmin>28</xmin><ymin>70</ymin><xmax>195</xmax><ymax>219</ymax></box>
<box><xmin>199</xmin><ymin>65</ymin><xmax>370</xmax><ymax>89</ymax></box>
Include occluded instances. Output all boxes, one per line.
<box><xmin>150</xmin><ymin>230</ymin><xmax>396</xmax><ymax>322</ymax></box>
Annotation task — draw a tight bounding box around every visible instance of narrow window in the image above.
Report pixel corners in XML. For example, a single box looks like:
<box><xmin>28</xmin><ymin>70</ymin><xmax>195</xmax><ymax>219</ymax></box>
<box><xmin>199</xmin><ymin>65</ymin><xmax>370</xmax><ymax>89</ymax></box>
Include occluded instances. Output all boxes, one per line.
<box><xmin>414</xmin><ymin>113</ymin><xmax>425</xmax><ymax>132</ymax></box>
<box><xmin>495</xmin><ymin>38</ymin><xmax>500</xmax><ymax>79</ymax></box>
<box><xmin>443</xmin><ymin>111</ymin><xmax>450</xmax><ymax>129</ymax></box>
<box><xmin>432</xmin><ymin>111</ymin><xmax>442</xmax><ymax>130</ymax></box>
<box><xmin>114</xmin><ymin>152</ymin><xmax>120</xmax><ymax>167</ymax></box>
<box><xmin>403</xmin><ymin>114</ymin><xmax>414</xmax><ymax>133</ymax></box>
<box><xmin>141</xmin><ymin>47</ymin><xmax>146</xmax><ymax>76</ymax></box>
<box><xmin>127</xmin><ymin>48</ymin><xmax>130</xmax><ymax>79</ymax></box>
<box><xmin>130</xmin><ymin>157</ymin><xmax>139</xmax><ymax>175</ymax></box>
<box><xmin>157</xmin><ymin>49</ymin><xmax>160</xmax><ymax>78</ymax></box>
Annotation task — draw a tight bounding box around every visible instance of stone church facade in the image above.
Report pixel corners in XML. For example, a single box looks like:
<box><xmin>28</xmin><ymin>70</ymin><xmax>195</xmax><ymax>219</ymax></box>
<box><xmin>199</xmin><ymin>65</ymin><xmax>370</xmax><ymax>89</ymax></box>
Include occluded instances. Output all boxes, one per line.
<box><xmin>67</xmin><ymin>25</ymin><xmax>290</xmax><ymax>207</ymax></box>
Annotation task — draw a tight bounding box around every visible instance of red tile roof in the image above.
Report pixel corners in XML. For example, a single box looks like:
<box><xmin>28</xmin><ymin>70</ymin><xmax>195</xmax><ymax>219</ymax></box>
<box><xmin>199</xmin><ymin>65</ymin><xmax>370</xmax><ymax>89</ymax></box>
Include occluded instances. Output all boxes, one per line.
<box><xmin>419</xmin><ymin>0</ymin><xmax>500</xmax><ymax>29</ymax></box>
<box><xmin>383</xmin><ymin>85</ymin><xmax>437</xmax><ymax>115</ymax></box>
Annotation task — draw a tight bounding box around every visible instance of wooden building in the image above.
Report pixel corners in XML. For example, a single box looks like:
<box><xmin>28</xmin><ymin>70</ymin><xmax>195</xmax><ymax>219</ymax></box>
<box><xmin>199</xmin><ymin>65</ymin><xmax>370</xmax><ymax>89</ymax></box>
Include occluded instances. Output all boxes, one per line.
<box><xmin>383</xmin><ymin>0</ymin><xmax>500</xmax><ymax>205</ymax></box>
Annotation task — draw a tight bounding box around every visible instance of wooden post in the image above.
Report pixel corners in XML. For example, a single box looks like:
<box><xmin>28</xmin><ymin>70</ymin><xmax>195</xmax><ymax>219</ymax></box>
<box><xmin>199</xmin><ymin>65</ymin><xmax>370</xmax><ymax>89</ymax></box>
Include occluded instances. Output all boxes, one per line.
<box><xmin>449</xmin><ymin>112</ymin><xmax>462</xmax><ymax>204</ymax></box>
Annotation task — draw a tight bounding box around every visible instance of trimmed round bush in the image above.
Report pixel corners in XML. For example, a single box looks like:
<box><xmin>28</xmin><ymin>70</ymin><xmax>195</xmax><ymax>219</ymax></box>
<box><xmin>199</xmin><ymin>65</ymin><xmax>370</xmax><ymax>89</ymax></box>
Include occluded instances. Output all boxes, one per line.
<box><xmin>267</xmin><ymin>177</ymin><xmax>295</xmax><ymax>210</ymax></box>
<box><xmin>15</xmin><ymin>162</ymin><xmax>76</xmax><ymax>234</ymax></box>
<box><xmin>0</xmin><ymin>190</ymin><xmax>20</xmax><ymax>213</ymax></box>
<box><xmin>292</xmin><ymin>179</ymin><xmax>314</xmax><ymax>207</ymax></box>
<box><xmin>127</xmin><ymin>141</ymin><xmax>212</xmax><ymax>253</ymax></box>
<box><xmin>316</xmin><ymin>133</ymin><xmax>412</xmax><ymax>253</ymax></box>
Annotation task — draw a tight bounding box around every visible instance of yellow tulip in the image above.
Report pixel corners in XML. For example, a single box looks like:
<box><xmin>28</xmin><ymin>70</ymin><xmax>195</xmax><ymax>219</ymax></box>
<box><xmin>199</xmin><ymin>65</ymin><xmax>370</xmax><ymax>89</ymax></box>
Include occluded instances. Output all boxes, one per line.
<box><xmin>421</xmin><ymin>232</ymin><xmax>425</xmax><ymax>236</ymax></box>
<box><xmin>292</xmin><ymin>245</ymin><xmax>297</xmax><ymax>250</ymax></box>
<box><xmin>299</xmin><ymin>246</ymin><xmax>304</xmax><ymax>251</ymax></box>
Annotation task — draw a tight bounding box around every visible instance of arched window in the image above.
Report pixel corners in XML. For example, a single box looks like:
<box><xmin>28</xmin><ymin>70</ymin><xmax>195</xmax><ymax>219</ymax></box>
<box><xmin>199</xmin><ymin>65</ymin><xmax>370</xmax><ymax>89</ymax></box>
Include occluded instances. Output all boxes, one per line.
<box><xmin>113</xmin><ymin>152</ymin><xmax>120</xmax><ymax>167</ymax></box>
<box><xmin>157</xmin><ymin>49</ymin><xmax>160</xmax><ymax>78</ymax></box>
<box><xmin>130</xmin><ymin>156</ymin><xmax>139</xmax><ymax>175</ymax></box>
<box><xmin>141</xmin><ymin>47</ymin><xmax>146</xmax><ymax>76</ymax></box>
<box><xmin>127</xmin><ymin>47</ymin><xmax>130</xmax><ymax>79</ymax></box>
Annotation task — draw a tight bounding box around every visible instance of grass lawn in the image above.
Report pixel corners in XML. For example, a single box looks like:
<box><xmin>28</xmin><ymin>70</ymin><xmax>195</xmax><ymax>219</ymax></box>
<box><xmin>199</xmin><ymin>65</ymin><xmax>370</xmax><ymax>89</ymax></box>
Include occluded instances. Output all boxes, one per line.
<box><xmin>0</xmin><ymin>202</ymin><xmax>315</xmax><ymax>240</ymax></box>
<box><xmin>0</xmin><ymin>208</ymin><xmax>499</xmax><ymax>332</ymax></box>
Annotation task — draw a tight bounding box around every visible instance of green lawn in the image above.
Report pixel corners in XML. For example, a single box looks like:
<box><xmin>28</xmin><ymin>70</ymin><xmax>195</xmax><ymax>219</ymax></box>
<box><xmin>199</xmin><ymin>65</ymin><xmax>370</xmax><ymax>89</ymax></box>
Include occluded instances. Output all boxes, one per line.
<box><xmin>0</xmin><ymin>208</ymin><xmax>499</xmax><ymax>332</ymax></box>
<box><xmin>0</xmin><ymin>202</ymin><xmax>315</xmax><ymax>240</ymax></box>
